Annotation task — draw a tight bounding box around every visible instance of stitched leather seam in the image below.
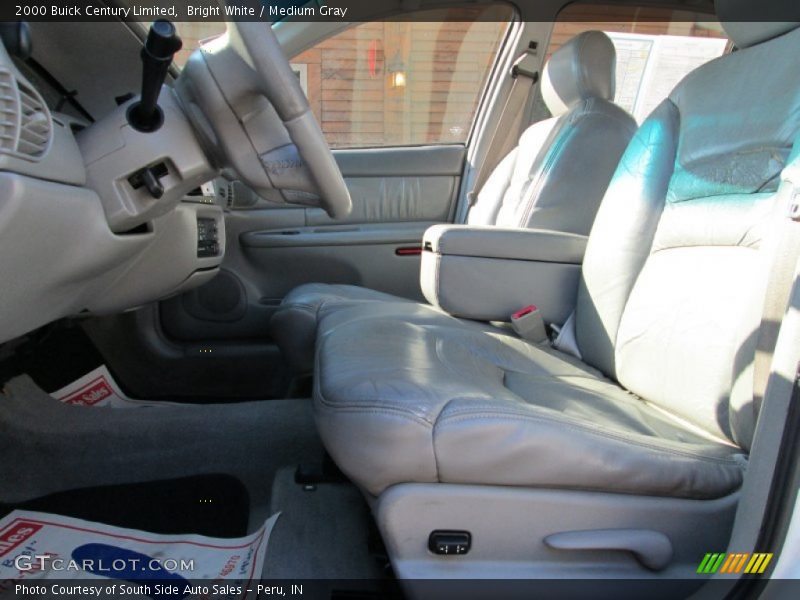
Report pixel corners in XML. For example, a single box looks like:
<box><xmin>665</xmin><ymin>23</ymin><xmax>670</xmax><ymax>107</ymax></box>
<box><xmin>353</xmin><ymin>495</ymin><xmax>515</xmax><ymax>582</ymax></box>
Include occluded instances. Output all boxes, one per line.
<box><xmin>650</xmin><ymin>243</ymin><xmax>760</xmax><ymax>254</ymax></box>
<box><xmin>435</xmin><ymin>412</ymin><xmax>742</xmax><ymax>465</ymax></box>
<box><xmin>280</xmin><ymin>303</ymin><xmax>317</xmax><ymax>313</ymax></box>
<box><xmin>607</xmin><ymin>99</ymin><xmax>679</xmax><ymax>374</ymax></box>
<box><xmin>315</xmin><ymin>374</ymin><xmax>437</xmax><ymax>427</ymax></box>
<box><xmin>442</xmin><ymin>396</ymin><xmax>729</xmax><ymax>446</ymax></box>
<box><xmin>316</xmin><ymin>399</ymin><xmax>434</xmax><ymax>428</ymax></box>
<box><xmin>518</xmin><ymin>103</ymin><xmax>635</xmax><ymax>228</ymax></box>
<box><xmin>430</xmin><ymin>399</ymin><xmax>454</xmax><ymax>482</ymax></box>
<box><xmin>441</xmin><ymin>377</ymin><xmax>706</xmax><ymax>427</ymax></box>
<box><xmin>519</xmin><ymin>116</ymin><xmax>571</xmax><ymax>227</ymax></box>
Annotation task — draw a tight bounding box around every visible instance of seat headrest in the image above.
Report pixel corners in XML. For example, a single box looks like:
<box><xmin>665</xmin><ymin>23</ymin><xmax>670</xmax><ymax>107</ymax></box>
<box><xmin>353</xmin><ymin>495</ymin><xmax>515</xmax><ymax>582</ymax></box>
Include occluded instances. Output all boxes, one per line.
<box><xmin>541</xmin><ymin>30</ymin><xmax>616</xmax><ymax>117</ymax></box>
<box><xmin>716</xmin><ymin>0</ymin><xmax>800</xmax><ymax>48</ymax></box>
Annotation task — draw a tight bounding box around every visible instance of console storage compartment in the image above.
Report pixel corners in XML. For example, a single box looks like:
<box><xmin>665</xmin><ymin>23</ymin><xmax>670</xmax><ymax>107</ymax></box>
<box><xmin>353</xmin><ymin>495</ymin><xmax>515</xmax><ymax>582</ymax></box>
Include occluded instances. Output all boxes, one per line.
<box><xmin>420</xmin><ymin>225</ymin><xmax>588</xmax><ymax>324</ymax></box>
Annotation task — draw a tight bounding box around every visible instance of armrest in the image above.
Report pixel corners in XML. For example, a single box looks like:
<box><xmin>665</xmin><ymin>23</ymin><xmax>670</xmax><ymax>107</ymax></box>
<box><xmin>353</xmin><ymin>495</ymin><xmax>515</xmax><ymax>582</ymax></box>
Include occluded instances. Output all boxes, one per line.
<box><xmin>420</xmin><ymin>225</ymin><xmax>587</xmax><ymax>324</ymax></box>
<box><xmin>423</xmin><ymin>224</ymin><xmax>588</xmax><ymax>263</ymax></box>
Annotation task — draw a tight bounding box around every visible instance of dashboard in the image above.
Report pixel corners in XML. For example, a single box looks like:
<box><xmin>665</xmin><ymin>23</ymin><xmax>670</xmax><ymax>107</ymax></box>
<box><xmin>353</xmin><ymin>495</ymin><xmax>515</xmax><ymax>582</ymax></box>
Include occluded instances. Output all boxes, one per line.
<box><xmin>0</xmin><ymin>36</ymin><xmax>225</xmax><ymax>345</ymax></box>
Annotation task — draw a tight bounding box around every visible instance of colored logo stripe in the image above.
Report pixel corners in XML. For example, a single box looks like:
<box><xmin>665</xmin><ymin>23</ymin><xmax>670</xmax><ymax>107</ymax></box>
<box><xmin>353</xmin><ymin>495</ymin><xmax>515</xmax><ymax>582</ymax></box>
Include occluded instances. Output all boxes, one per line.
<box><xmin>745</xmin><ymin>553</ymin><xmax>773</xmax><ymax>574</ymax></box>
<box><xmin>697</xmin><ymin>553</ymin><xmax>725</xmax><ymax>574</ymax></box>
<box><xmin>721</xmin><ymin>553</ymin><xmax>748</xmax><ymax>573</ymax></box>
<box><xmin>697</xmin><ymin>552</ymin><xmax>773</xmax><ymax>574</ymax></box>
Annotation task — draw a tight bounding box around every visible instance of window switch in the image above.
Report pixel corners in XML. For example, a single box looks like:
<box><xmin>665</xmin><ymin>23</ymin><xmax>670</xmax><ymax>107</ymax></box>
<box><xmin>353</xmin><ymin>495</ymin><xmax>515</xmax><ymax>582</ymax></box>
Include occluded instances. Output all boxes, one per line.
<box><xmin>428</xmin><ymin>531</ymin><xmax>471</xmax><ymax>556</ymax></box>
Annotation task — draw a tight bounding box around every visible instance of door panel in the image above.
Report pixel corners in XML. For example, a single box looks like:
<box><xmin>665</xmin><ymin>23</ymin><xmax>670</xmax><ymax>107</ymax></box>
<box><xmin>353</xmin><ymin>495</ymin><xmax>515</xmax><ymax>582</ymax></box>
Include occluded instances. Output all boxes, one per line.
<box><xmin>240</xmin><ymin>222</ymin><xmax>435</xmax><ymax>249</ymax></box>
<box><xmin>310</xmin><ymin>145</ymin><xmax>464</xmax><ymax>225</ymax></box>
<box><xmin>307</xmin><ymin>174</ymin><xmax>455</xmax><ymax>224</ymax></box>
<box><xmin>242</xmin><ymin>228</ymin><xmax>429</xmax><ymax>301</ymax></box>
<box><xmin>160</xmin><ymin>144</ymin><xmax>464</xmax><ymax>342</ymax></box>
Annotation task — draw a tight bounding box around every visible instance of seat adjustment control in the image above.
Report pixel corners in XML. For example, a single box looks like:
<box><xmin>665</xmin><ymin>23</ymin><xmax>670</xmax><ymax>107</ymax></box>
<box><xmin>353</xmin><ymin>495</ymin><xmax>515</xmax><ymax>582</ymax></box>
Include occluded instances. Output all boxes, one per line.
<box><xmin>428</xmin><ymin>530</ymin><xmax>471</xmax><ymax>556</ymax></box>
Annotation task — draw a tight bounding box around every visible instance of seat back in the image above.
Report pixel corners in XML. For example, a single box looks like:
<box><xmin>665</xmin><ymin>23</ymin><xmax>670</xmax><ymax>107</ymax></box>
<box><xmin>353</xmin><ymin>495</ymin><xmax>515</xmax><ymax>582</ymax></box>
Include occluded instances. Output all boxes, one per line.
<box><xmin>467</xmin><ymin>31</ymin><xmax>637</xmax><ymax>236</ymax></box>
<box><xmin>575</xmin><ymin>18</ymin><xmax>800</xmax><ymax>451</ymax></box>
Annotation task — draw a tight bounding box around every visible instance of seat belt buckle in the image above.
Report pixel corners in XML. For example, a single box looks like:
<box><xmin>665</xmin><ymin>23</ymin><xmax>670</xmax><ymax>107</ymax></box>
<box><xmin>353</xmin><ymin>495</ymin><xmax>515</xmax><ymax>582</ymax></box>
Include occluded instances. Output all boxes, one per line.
<box><xmin>511</xmin><ymin>305</ymin><xmax>548</xmax><ymax>344</ymax></box>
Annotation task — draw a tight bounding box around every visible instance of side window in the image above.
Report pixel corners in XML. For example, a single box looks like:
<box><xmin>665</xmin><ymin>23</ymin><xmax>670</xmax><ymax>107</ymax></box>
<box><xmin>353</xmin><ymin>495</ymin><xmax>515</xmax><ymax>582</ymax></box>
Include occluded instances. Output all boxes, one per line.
<box><xmin>174</xmin><ymin>22</ymin><xmax>226</xmax><ymax>68</ymax></box>
<box><xmin>291</xmin><ymin>6</ymin><xmax>513</xmax><ymax>148</ymax></box>
<box><xmin>549</xmin><ymin>4</ymin><xmax>730</xmax><ymax>123</ymax></box>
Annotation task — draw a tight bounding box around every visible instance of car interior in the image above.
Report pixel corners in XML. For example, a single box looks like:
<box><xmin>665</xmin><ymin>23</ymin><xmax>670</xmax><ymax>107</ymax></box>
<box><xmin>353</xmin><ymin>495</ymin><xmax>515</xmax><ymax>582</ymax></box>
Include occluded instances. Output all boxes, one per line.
<box><xmin>0</xmin><ymin>0</ymin><xmax>799</xmax><ymax>597</ymax></box>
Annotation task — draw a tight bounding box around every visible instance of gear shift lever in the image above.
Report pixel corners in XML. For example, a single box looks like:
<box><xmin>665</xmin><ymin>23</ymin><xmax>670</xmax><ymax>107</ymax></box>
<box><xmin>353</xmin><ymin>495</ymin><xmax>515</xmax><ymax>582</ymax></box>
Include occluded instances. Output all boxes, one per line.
<box><xmin>127</xmin><ymin>20</ymin><xmax>182</xmax><ymax>132</ymax></box>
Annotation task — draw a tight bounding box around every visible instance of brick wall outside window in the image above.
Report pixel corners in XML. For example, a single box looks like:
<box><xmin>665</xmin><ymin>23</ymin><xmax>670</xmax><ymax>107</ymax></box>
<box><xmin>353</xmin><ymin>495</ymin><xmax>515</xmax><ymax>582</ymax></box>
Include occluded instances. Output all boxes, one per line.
<box><xmin>174</xmin><ymin>4</ymin><xmax>728</xmax><ymax>148</ymax></box>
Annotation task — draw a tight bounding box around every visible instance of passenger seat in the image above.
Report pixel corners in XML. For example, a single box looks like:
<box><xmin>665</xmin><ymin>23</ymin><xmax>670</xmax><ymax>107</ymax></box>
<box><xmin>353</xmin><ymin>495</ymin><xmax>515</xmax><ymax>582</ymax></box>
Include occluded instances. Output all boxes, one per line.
<box><xmin>271</xmin><ymin>31</ymin><xmax>637</xmax><ymax>373</ymax></box>
<box><xmin>312</xmin><ymin>12</ymin><xmax>800</xmax><ymax>579</ymax></box>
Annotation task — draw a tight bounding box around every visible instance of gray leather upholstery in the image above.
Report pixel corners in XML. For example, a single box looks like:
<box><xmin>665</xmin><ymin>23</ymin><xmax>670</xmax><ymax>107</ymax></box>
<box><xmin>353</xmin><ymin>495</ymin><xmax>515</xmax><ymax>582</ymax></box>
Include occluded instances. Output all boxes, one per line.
<box><xmin>465</xmin><ymin>99</ymin><xmax>634</xmax><ymax>233</ymax></box>
<box><xmin>270</xmin><ymin>283</ymin><xmax>412</xmax><ymax>373</ymax></box>
<box><xmin>540</xmin><ymin>30</ymin><xmax>616</xmax><ymax>116</ymax></box>
<box><xmin>422</xmin><ymin>224</ymin><xmax>587</xmax><ymax>263</ymax></box>
<box><xmin>467</xmin><ymin>31</ymin><xmax>634</xmax><ymax>233</ymax></box>
<box><xmin>576</xmin><ymin>25</ymin><xmax>800</xmax><ymax>450</ymax></box>
<box><xmin>315</xmin><ymin>307</ymin><xmax>745</xmax><ymax>499</ymax></box>
<box><xmin>313</xmin><ymin>23</ymin><xmax>800</xmax><ymax>498</ymax></box>
<box><xmin>420</xmin><ymin>225</ymin><xmax>586</xmax><ymax>323</ymax></box>
<box><xmin>270</xmin><ymin>32</ymin><xmax>636</xmax><ymax>373</ymax></box>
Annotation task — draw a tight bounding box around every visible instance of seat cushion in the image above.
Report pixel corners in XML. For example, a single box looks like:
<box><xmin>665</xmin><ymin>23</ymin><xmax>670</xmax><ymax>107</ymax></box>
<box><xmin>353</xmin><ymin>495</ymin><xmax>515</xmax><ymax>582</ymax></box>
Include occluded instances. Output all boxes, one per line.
<box><xmin>314</xmin><ymin>308</ymin><xmax>746</xmax><ymax>499</ymax></box>
<box><xmin>270</xmin><ymin>283</ymin><xmax>412</xmax><ymax>373</ymax></box>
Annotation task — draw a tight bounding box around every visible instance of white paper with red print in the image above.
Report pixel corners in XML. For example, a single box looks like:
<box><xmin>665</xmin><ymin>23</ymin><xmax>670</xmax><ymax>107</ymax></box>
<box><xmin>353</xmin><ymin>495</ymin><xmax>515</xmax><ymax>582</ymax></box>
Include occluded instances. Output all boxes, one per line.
<box><xmin>0</xmin><ymin>510</ymin><xmax>279</xmax><ymax>598</ymax></box>
<box><xmin>50</xmin><ymin>366</ymin><xmax>179</xmax><ymax>408</ymax></box>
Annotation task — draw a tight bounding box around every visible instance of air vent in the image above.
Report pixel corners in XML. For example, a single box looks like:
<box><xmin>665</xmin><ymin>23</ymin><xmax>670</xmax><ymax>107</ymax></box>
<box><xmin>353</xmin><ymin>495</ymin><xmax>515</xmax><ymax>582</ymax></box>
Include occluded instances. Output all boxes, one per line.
<box><xmin>0</xmin><ymin>70</ymin><xmax>17</xmax><ymax>154</ymax></box>
<box><xmin>219</xmin><ymin>181</ymin><xmax>236</xmax><ymax>209</ymax></box>
<box><xmin>17</xmin><ymin>81</ymin><xmax>51</xmax><ymax>157</ymax></box>
<box><xmin>0</xmin><ymin>68</ymin><xmax>52</xmax><ymax>161</ymax></box>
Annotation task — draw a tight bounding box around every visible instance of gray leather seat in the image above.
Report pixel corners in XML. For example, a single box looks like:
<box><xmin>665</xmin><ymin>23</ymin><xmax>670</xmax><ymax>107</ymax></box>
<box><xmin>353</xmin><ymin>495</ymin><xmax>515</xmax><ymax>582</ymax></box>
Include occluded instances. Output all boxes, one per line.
<box><xmin>271</xmin><ymin>31</ymin><xmax>636</xmax><ymax>373</ymax></box>
<box><xmin>313</xmin><ymin>20</ymin><xmax>800</xmax><ymax>499</ymax></box>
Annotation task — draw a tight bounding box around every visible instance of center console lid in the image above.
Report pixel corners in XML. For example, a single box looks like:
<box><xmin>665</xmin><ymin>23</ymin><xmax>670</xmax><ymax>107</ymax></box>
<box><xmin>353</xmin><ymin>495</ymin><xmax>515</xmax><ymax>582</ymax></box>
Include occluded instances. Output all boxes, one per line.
<box><xmin>420</xmin><ymin>225</ymin><xmax>588</xmax><ymax>324</ymax></box>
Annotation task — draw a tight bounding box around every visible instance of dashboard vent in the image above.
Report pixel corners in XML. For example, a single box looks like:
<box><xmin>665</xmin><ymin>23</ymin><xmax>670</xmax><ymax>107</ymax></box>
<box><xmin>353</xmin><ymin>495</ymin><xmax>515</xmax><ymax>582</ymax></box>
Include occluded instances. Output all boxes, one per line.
<box><xmin>219</xmin><ymin>181</ymin><xmax>236</xmax><ymax>209</ymax></box>
<box><xmin>17</xmin><ymin>81</ymin><xmax>51</xmax><ymax>157</ymax></box>
<box><xmin>0</xmin><ymin>68</ymin><xmax>52</xmax><ymax>160</ymax></box>
<box><xmin>0</xmin><ymin>70</ymin><xmax>17</xmax><ymax>154</ymax></box>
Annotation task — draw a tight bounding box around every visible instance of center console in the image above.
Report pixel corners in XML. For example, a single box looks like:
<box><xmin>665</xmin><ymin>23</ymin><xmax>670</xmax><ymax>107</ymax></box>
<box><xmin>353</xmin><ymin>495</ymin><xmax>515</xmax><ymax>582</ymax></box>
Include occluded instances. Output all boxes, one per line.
<box><xmin>420</xmin><ymin>224</ymin><xmax>588</xmax><ymax>325</ymax></box>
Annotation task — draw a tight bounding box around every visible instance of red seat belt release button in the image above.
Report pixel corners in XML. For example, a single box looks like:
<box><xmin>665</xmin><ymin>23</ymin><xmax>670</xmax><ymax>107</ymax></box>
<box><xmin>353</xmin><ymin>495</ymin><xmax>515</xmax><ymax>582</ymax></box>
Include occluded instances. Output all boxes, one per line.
<box><xmin>511</xmin><ymin>305</ymin><xmax>548</xmax><ymax>344</ymax></box>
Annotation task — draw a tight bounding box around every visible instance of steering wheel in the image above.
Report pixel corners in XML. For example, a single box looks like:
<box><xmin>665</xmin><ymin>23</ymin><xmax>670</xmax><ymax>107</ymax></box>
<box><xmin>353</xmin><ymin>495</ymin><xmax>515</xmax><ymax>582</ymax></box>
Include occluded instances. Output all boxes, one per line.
<box><xmin>176</xmin><ymin>20</ymin><xmax>352</xmax><ymax>219</ymax></box>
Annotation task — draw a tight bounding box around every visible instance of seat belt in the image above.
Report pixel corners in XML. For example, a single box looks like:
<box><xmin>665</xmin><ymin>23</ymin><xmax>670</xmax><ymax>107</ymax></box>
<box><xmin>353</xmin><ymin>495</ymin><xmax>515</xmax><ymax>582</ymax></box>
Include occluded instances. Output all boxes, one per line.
<box><xmin>466</xmin><ymin>49</ymin><xmax>539</xmax><ymax>208</ymax></box>
<box><xmin>753</xmin><ymin>165</ymin><xmax>800</xmax><ymax>415</ymax></box>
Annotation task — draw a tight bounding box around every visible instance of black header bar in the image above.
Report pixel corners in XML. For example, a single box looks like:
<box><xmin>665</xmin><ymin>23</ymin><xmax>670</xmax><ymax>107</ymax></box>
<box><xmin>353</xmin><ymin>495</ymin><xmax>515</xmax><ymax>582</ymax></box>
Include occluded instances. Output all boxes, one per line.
<box><xmin>3</xmin><ymin>0</ymin><xmax>799</xmax><ymax>23</ymax></box>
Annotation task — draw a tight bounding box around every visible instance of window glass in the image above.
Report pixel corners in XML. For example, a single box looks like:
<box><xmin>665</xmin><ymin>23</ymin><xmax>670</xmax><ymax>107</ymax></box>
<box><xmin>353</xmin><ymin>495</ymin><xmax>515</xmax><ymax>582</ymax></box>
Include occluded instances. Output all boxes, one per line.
<box><xmin>173</xmin><ymin>22</ymin><xmax>226</xmax><ymax>68</ymax></box>
<box><xmin>551</xmin><ymin>4</ymin><xmax>730</xmax><ymax>123</ymax></box>
<box><xmin>174</xmin><ymin>7</ymin><xmax>512</xmax><ymax>148</ymax></box>
<box><xmin>289</xmin><ymin>6</ymin><xmax>513</xmax><ymax>148</ymax></box>
<box><xmin>173</xmin><ymin>23</ymin><xmax>311</xmax><ymax>96</ymax></box>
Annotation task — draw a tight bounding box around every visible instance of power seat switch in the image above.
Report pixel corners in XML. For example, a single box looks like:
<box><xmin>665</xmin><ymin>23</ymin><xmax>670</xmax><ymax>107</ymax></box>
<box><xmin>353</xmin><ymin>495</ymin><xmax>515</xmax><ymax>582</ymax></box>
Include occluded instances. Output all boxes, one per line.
<box><xmin>428</xmin><ymin>530</ymin><xmax>471</xmax><ymax>556</ymax></box>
